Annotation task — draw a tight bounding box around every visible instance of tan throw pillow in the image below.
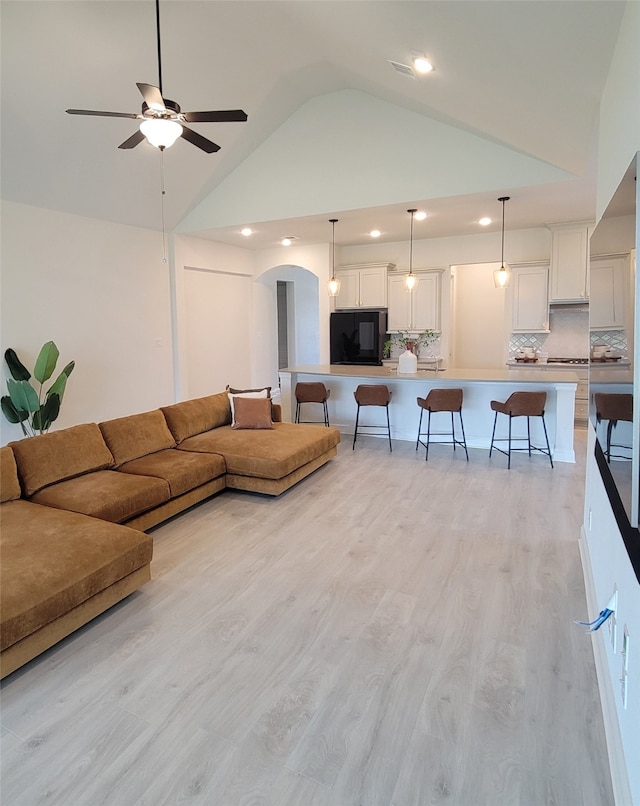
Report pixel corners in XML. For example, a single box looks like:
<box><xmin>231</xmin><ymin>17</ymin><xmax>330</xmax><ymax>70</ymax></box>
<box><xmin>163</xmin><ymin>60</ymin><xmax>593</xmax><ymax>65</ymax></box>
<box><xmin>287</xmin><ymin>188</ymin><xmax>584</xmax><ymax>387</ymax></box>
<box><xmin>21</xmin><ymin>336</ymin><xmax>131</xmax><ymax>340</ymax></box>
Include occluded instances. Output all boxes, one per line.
<box><xmin>228</xmin><ymin>389</ymin><xmax>269</xmax><ymax>426</ymax></box>
<box><xmin>231</xmin><ymin>396</ymin><xmax>274</xmax><ymax>430</ymax></box>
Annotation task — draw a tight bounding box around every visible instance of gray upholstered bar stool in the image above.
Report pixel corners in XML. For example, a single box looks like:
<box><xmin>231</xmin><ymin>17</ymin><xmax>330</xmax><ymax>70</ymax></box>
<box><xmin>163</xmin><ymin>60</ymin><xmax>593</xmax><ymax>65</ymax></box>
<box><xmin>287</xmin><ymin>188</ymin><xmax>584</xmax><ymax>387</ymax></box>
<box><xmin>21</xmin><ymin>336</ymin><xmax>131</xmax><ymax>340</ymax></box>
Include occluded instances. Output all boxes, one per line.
<box><xmin>352</xmin><ymin>384</ymin><xmax>392</xmax><ymax>451</ymax></box>
<box><xmin>416</xmin><ymin>388</ymin><xmax>468</xmax><ymax>461</ymax></box>
<box><xmin>294</xmin><ymin>382</ymin><xmax>331</xmax><ymax>426</ymax></box>
<box><xmin>489</xmin><ymin>391</ymin><xmax>553</xmax><ymax>468</ymax></box>
<box><xmin>594</xmin><ymin>392</ymin><xmax>633</xmax><ymax>463</ymax></box>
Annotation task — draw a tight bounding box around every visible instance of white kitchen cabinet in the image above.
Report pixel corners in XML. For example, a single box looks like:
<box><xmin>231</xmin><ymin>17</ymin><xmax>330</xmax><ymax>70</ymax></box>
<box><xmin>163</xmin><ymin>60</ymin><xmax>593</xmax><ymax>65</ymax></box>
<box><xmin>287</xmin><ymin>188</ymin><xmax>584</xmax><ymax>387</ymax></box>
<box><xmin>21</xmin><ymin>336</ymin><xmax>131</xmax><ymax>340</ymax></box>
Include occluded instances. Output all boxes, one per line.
<box><xmin>387</xmin><ymin>270</ymin><xmax>442</xmax><ymax>331</ymax></box>
<box><xmin>334</xmin><ymin>262</ymin><xmax>393</xmax><ymax>309</ymax></box>
<box><xmin>590</xmin><ymin>255</ymin><xmax>627</xmax><ymax>330</ymax></box>
<box><xmin>511</xmin><ymin>263</ymin><xmax>550</xmax><ymax>332</ymax></box>
<box><xmin>549</xmin><ymin>223</ymin><xmax>591</xmax><ymax>302</ymax></box>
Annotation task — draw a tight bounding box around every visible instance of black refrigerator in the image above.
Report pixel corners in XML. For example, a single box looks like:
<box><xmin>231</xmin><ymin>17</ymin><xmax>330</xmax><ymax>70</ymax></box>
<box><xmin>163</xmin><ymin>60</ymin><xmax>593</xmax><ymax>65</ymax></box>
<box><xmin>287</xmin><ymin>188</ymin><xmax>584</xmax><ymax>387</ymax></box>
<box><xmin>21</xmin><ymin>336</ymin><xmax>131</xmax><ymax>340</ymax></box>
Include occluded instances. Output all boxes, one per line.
<box><xmin>330</xmin><ymin>310</ymin><xmax>387</xmax><ymax>365</ymax></box>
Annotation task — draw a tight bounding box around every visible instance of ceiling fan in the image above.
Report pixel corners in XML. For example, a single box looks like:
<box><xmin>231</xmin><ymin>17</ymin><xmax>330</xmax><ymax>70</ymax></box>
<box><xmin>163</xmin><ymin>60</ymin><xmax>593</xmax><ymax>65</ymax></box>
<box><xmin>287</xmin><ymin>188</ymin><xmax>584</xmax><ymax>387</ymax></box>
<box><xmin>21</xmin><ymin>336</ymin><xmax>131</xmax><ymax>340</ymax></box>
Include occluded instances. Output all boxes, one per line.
<box><xmin>66</xmin><ymin>0</ymin><xmax>247</xmax><ymax>153</ymax></box>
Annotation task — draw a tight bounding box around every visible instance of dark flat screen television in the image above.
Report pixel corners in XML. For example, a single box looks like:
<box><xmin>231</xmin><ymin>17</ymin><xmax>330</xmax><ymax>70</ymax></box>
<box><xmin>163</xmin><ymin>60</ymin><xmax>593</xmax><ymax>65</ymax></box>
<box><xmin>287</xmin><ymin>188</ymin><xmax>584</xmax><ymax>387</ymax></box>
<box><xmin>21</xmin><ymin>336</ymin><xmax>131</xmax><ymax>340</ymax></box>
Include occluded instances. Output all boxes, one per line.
<box><xmin>330</xmin><ymin>310</ymin><xmax>387</xmax><ymax>365</ymax></box>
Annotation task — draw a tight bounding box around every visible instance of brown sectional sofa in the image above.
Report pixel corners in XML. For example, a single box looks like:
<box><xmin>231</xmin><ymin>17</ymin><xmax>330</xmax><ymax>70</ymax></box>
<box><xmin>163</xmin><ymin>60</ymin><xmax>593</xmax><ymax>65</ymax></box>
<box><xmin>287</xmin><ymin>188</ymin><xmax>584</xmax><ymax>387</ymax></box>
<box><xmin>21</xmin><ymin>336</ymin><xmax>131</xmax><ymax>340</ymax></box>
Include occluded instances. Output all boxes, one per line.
<box><xmin>0</xmin><ymin>391</ymin><xmax>340</xmax><ymax>678</ymax></box>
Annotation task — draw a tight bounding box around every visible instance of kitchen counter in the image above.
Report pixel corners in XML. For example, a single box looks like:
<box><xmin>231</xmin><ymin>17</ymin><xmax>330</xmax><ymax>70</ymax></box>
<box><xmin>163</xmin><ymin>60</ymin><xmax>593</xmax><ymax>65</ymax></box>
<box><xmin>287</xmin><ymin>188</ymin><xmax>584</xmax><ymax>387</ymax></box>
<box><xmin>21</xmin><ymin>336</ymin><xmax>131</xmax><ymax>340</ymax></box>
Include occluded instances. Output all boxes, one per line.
<box><xmin>280</xmin><ymin>364</ymin><xmax>578</xmax><ymax>462</ymax></box>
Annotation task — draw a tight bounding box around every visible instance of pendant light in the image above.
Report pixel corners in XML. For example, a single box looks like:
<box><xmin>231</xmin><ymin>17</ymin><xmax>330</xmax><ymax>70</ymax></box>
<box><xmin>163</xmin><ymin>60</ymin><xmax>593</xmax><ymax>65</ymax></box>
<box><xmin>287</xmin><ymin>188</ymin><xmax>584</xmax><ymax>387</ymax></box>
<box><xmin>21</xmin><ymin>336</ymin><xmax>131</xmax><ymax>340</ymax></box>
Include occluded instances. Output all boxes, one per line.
<box><xmin>328</xmin><ymin>218</ymin><xmax>341</xmax><ymax>297</ymax></box>
<box><xmin>405</xmin><ymin>208</ymin><xmax>417</xmax><ymax>291</ymax></box>
<box><xmin>493</xmin><ymin>196</ymin><xmax>511</xmax><ymax>288</ymax></box>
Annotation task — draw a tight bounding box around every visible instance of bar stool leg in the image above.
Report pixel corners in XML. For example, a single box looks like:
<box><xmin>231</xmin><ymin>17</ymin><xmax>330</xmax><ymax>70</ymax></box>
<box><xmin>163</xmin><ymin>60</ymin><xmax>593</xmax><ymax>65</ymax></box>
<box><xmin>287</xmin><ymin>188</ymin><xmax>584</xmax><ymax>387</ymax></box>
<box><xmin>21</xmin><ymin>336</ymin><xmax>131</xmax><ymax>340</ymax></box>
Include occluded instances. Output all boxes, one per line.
<box><xmin>459</xmin><ymin>411</ymin><xmax>469</xmax><ymax>461</ymax></box>
<box><xmin>490</xmin><ymin>411</ymin><xmax>498</xmax><ymax>457</ymax></box>
<box><xmin>450</xmin><ymin>411</ymin><xmax>456</xmax><ymax>452</ymax></box>
<box><xmin>386</xmin><ymin>405</ymin><xmax>392</xmax><ymax>452</ymax></box>
<box><xmin>542</xmin><ymin>415</ymin><xmax>554</xmax><ymax>468</ymax></box>
<box><xmin>606</xmin><ymin>420</ymin><xmax>614</xmax><ymax>463</ymax></box>
<box><xmin>508</xmin><ymin>414</ymin><xmax>512</xmax><ymax>469</ymax></box>
<box><xmin>425</xmin><ymin>409</ymin><xmax>432</xmax><ymax>461</ymax></box>
<box><xmin>352</xmin><ymin>404</ymin><xmax>360</xmax><ymax>450</ymax></box>
<box><xmin>416</xmin><ymin>408</ymin><xmax>424</xmax><ymax>450</ymax></box>
<box><xmin>295</xmin><ymin>401</ymin><xmax>301</xmax><ymax>424</ymax></box>
<box><xmin>527</xmin><ymin>416</ymin><xmax>532</xmax><ymax>456</ymax></box>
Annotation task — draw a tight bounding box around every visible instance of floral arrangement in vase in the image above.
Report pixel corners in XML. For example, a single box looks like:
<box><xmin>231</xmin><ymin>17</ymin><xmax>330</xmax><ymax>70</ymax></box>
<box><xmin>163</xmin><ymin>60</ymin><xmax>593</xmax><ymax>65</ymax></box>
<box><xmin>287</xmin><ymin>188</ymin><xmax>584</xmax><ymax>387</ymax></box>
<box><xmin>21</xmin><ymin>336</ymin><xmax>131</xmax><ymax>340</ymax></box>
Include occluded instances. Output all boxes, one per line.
<box><xmin>383</xmin><ymin>330</ymin><xmax>436</xmax><ymax>359</ymax></box>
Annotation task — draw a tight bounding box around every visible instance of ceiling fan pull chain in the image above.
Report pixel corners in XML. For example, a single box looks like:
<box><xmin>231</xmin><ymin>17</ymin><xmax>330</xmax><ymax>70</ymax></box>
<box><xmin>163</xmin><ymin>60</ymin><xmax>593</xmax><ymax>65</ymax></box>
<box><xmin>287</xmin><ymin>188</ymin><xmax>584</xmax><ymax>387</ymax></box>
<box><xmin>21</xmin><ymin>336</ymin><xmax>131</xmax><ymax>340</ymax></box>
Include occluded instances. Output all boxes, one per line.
<box><xmin>160</xmin><ymin>149</ymin><xmax>168</xmax><ymax>264</ymax></box>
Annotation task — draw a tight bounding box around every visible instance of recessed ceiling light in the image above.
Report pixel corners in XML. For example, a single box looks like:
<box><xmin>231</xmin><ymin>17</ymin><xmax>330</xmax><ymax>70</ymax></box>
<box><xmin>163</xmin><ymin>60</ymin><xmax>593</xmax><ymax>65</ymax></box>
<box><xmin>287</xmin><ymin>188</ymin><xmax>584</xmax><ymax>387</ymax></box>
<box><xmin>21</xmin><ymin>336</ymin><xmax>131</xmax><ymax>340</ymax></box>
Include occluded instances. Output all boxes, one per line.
<box><xmin>241</xmin><ymin>227</ymin><xmax>253</xmax><ymax>236</ymax></box>
<box><xmin>479</xmin><ymin>217</ymin><xmax>492</xmax><ymax>226</ymax></box>
<box><xmin>413</xmin><ymin>56</ymin><xmax>434</xmax><ymax>74</ymax></box>
<box><xmin>281</xmin><ymin>237</ymin><xmax>293</xmax><ymax>246</ymax></box>
<box><xmin>370</xmin><ymin>229</ymin><xmax>381</xmax><ymax>238</ymax></box>
<box><xmin>414</xmin><ymin>211</ymin><xmax>427</xmax><ymax>221</ymax></box>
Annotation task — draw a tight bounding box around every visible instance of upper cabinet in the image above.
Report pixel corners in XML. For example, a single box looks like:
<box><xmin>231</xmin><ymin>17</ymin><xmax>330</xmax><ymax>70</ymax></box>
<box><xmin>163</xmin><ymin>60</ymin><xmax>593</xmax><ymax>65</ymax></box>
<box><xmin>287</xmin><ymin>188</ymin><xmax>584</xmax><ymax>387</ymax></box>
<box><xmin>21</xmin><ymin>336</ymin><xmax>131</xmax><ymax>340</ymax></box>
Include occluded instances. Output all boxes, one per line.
<box><xmin>511</xmin><ymin>262</ymin><xmax>550</xmax><ymax>332</ymax></box>
<box><xmin>548</xmin><ymin>222</ymin><xmax>592</xmax><ymax>302</ymax></box>
<box><xmin>334</xmin><ymin>262</ymin><xmax>394</xmax><ymax>309</ymax></box>
<box><xmin>388</xmin><ymin>270</ymin><xmax>442</xmax><ymax>332</ymax></box>
<box><xmin>590</xmin><ymin>255</ymin><xmax>628</xmax><ymax>330</ymax></box>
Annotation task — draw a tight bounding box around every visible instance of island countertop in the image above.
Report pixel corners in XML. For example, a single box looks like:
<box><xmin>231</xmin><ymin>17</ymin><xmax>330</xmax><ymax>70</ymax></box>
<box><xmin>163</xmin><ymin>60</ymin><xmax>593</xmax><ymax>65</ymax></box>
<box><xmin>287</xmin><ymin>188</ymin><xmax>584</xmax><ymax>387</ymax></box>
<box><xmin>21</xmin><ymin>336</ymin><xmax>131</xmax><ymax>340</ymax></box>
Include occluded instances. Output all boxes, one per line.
<box><xmin>280</xmin><ymin>364</ymin><xmax>578</xmax><ymax>462</ymax></box>
<box><xmin>281</xmin><ymin>364</ymin><xmax>580</xmax><ymax>384</ymax></box>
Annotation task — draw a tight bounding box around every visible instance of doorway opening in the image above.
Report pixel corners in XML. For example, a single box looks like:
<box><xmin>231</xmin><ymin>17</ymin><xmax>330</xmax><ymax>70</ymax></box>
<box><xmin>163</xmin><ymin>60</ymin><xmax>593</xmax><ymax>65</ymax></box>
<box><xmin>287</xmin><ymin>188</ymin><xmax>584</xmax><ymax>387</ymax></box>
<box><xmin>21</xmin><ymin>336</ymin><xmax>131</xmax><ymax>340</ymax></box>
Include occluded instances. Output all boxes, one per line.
<box><xmin>277</xmin><ymin>281</ymin><xmax>293</xmax><ymax>370</ymax></box>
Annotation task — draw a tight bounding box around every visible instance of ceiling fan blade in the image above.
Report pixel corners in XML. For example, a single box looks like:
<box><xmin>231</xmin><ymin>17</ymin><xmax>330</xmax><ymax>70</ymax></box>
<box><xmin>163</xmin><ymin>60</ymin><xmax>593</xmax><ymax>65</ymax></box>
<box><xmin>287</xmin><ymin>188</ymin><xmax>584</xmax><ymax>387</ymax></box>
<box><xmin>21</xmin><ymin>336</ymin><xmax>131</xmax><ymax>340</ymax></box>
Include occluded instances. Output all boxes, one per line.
<box><xmin>180</xmin><ymin>125</ymin><xmax>220</xmax><ymax>153</ymax></box>
<box><xmin>182</xmin><ymin>109</ymin><xmax>248</xmax><ymax>123</ymax></box>
<box><xmin>118</xmin><ymin>129</ymin><xmax>146</xmax><ymax>150</ymax></box>
<box><xmin>137</xmin><ymin>82</ymin><xmax>166</xmax><ymax>113</ymax></box>
<box><xmin>66</xmin><ymin>109</ymin><xmax>140</xmax><ymax>119</ymax></box>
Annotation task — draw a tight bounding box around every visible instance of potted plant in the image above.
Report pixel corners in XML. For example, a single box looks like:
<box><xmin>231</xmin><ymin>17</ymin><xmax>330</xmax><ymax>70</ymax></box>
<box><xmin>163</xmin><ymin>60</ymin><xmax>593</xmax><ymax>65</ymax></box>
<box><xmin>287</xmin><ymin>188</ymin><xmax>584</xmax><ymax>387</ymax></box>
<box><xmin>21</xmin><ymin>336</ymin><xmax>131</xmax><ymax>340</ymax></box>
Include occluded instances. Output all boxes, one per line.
<box><xmin>383</xmin><ymin>330</ymin><xmax>437</xmax><ymax>359</ymax></box>
<box><xmin>1</xmin><ymin>341</ymin><xmax>75</xmax><ymax>437</ymax></box>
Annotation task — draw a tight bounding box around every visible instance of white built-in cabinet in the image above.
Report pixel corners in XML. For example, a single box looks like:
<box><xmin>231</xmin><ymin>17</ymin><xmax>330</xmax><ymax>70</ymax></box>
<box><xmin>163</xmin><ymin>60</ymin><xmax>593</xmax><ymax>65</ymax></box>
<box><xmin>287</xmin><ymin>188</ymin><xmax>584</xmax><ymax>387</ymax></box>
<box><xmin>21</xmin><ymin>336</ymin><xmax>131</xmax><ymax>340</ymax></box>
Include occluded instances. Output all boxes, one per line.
<box><xmin>387</xmin><ymin>270</ymin><xmax>442</xmax><ymax>332</ymax></box>
<box><xmin>548</xmin><ymin>222</ymin><xmax>592</xmax><ymax>302</ymax></box>
<box><xmin>511</xmin><ymin>262</ymin><xmax>550</xmax><ymax>332</ymax></box>
<box><xmin>590</xmin><ymin>254</ymin><xmax>628</xmax><ymax>330</ymax></box>
<box><xmin>334</xmin><ymin>262</ymin><xmax>394</xmax><ymax>309</ymax></box>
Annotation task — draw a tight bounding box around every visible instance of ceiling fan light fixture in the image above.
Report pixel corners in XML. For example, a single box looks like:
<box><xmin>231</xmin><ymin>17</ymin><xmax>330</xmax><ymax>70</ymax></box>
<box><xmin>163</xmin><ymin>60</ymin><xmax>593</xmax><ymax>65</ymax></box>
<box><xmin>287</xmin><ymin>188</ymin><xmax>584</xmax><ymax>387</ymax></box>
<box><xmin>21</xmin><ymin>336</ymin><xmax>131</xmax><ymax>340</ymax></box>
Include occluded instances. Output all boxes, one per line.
<box><xmin>140</xmin><ymin>117</ymin><xmax>183</xmax><ymax>149</ymax></box>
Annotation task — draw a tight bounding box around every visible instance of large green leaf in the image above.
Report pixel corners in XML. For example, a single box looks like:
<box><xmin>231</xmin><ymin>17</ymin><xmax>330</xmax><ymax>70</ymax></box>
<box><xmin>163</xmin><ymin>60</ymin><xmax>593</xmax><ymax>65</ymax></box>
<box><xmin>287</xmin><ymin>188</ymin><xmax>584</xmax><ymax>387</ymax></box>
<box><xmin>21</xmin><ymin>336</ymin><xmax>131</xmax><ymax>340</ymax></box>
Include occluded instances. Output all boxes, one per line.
<box><xmin>34</xmin><ymin>341</ymin><xmax>59</xmax><ymax>384</ymax></box>
<box><xmin>61</xmin><ymin>360</ymin><xmax>75</xmax><ymax>378</ymax></box>
<box><xmin>33</xmin><ymin>394</ymin><xmax>60</xmax><ymax>432</ymax></box>
<box><xmin>47</xmin><ymin>370</ymin><xmax>68</xmax><ymax>401</ymax></box>
<box><xmin>7</xmin><ymin>379</ymin><xmax>40</xmax><ymax>412</ymax></box>
<box><xmin>1</xmin><ymin>395</ymin><xmax>29</xmax><ymax>424</ymax></box>
<box><xmin>4</xmin><ymin>348</ymin><xmax>31</xmax><ymax>381</ymax></box>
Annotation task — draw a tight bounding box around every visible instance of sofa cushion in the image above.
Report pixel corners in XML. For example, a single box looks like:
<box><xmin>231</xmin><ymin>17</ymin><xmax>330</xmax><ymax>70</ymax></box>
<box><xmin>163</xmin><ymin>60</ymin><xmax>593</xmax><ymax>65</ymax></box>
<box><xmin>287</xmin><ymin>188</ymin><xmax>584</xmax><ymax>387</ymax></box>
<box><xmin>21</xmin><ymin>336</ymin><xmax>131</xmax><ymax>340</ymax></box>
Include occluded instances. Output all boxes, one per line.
<box><xmin>0</xmin><ymin>499</ymin><xmax>152</xmax><ymax>652</ymax></box>
<box><xmin>29</xmin><ymin>470</ymin><xmax>170</xmax><ymax>524</ymax></box>
<box><xmin>10</xmin><ymin>423</ymin><xmax>114</xmax><ymax>497</ymax></box>
<box><xmin>161</xmin><ymin>393</ymin><xmax>231</xmax><ymax>444</ymax></box>
<box><xmin>0</xmin><ymin>447</ymin><xmax>22</xmax><ymax>502</ymax></box>
<box><xmin>231</xmin><ymin>396</ymin><xmax>274</xmax><ymax>430</ymax></box>
<box><xmin>117</xmin><ymin>448</ymin><xmax>226</xmax><ymax>498</ymax></box>
<box><xmin>99</xmin><ymin>409</ymin><xmax>176</xmax><ymax>466</ymax></box>
<box><xmin>178</xmin><ymin>422</ymin><xmax>341</xmax><ymax>480</ymax></box>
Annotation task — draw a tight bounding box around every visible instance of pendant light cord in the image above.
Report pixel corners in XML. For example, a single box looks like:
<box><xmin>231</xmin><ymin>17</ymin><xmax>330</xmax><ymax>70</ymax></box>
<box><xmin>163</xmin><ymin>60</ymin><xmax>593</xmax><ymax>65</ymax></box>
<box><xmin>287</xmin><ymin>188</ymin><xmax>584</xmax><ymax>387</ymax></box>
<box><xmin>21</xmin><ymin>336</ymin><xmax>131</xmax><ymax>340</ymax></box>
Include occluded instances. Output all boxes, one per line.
<box><xmin>407</xmin><ymin>208</ymin><xmax>417</xmax><ymax>276</ymax></box>
<box><xmin>498</xmin><ymin>196</ymin><xmax>510</xmax><ymax>268</ymax></box>
<box><xmin>330</xmin><ymin>218</ymin><xmax>338</xmax><ymax>279</ymax></box>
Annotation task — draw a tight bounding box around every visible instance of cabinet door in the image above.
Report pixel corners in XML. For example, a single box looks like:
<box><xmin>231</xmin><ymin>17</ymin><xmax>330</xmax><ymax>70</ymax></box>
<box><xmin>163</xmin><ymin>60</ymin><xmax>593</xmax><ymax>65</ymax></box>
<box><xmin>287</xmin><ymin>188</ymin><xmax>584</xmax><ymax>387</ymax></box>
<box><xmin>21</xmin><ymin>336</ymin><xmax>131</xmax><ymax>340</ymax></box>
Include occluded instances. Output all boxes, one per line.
<box><xmin>590</xmin><ymin>257</ymin><xmax>626</xmax><ymax>329</ymax></box>
<box><xmin>359</xmin><ymin>265</ymin><xmax>387</xmax><ymax>307</ymax></box>
<box><xmin>334</xmin><ymin>271</ymin><xmax>359</xmax><ymax>309</ymax></box>
<box><xmin>387</xmin><ymin>275</ymin><xmax>412</xmax><ymax>330</ymax></box>
<box><xmin>512</xmin><ymin>265</ymin><xmax>549</xmax><ymax>332</ymax></box>
<box><xmin>412</xmin><ymin>272</ymin><xmax>441</xmax><ymax>330</ymax></box>
<box><xmin>550</xmin><ymin>226</ymin><xmax>588</xmax><ymax>301</ymax></box>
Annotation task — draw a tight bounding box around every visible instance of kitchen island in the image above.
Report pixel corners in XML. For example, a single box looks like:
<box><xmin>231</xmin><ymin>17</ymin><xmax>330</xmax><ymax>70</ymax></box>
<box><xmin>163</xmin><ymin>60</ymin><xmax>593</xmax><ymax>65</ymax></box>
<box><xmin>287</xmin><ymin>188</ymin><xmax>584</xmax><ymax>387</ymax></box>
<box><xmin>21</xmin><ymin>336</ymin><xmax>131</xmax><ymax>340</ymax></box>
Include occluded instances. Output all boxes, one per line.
<box><xmin>280</xmin><ymin>364</ymin><xmax>579</xmax><ymax>462</ymax></box>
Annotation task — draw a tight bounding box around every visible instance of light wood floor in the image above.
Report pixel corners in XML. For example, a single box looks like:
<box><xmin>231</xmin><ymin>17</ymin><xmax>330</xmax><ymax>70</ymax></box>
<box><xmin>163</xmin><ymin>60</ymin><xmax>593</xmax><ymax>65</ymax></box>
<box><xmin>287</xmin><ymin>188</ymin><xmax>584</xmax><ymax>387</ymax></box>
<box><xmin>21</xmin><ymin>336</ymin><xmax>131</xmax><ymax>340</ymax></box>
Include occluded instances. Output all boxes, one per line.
<box><xmin>1</xmin><ymin>430</ymin><xmax>614</xmax><ymax>805</ymax></box>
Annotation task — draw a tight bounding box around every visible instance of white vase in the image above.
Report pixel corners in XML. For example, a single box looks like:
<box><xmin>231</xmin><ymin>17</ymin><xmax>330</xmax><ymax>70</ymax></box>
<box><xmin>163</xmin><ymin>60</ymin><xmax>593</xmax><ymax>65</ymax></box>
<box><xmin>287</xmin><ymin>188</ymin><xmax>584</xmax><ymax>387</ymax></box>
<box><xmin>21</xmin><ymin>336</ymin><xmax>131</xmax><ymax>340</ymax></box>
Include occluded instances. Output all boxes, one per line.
<box><xmin>398</xmin><ymin>349</ymin><xmax>418</xmax><ymax>374</ymax></box>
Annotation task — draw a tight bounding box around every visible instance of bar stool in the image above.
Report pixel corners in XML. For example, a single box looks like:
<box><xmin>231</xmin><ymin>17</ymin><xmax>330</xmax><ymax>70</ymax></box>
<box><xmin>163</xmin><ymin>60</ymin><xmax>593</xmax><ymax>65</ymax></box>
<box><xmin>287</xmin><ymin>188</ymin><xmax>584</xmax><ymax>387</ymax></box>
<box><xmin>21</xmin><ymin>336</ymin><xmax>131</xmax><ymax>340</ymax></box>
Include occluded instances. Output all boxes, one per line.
<box><xmin>353</xmin><ymin>384</ymin><xmax>392</xmax><ymax>451</ymax></box>
<box><xmin>594</xmin><ymin>392</ymin><xmax>633</xmax><ymax>463</ymax></box>
<box><xmin>489</xmin><ymin>391</ymin><xmax>553</xmax><ymax>469</ymax></box>
<box><xmin>294</xmin><ymin>382</ymin><xmax>331</xmax><ymax>426</ymax></box>
<box><xmin>416</xmin><ymin>388</ymin><xmax>468</xmax><ymax>461</ymax></box>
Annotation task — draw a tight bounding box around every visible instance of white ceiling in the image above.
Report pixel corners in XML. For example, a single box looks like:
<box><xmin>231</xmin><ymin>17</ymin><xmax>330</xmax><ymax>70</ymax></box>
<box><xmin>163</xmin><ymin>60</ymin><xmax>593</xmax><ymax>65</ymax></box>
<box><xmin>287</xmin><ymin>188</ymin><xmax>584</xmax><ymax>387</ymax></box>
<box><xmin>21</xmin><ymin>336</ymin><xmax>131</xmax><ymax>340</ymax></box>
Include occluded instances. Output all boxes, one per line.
<box><xmin>0</xmin><ymin>1</ymin><xmax>627</xmax><ymax>249</ymax></box>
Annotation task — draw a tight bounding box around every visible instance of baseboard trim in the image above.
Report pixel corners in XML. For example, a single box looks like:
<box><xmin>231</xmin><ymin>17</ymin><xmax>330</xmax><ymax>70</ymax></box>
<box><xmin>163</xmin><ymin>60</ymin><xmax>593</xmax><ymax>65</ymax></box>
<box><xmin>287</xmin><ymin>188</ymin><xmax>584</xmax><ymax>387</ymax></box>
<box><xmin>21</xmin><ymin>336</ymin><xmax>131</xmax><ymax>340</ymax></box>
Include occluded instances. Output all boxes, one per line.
<box><xmin>578</xmin><ymin>528</ymin><xmax>633</xmax><ymax>806</ymax></box>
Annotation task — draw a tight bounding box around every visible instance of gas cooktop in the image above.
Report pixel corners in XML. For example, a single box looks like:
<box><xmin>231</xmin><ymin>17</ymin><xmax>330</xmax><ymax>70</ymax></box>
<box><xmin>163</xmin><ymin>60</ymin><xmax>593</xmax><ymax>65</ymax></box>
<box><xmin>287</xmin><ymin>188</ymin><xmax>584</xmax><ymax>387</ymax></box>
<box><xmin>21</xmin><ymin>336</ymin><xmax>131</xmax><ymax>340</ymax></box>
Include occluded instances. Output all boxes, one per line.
<box><xmin>547</xmin><ymin>357</ymin><xmax>589</xmax><ymax>364</ymax></box>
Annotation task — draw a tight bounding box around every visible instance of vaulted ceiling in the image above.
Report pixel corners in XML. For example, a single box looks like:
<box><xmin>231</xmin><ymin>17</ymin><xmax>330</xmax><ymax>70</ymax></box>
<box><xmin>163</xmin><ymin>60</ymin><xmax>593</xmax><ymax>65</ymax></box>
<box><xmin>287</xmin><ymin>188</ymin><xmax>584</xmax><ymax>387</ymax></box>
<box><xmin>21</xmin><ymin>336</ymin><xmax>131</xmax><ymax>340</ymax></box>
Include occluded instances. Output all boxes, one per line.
<box><xmin>0</xmin><ymin>1</ymin><xmax>626</xmax><ymax>248</ymax></box>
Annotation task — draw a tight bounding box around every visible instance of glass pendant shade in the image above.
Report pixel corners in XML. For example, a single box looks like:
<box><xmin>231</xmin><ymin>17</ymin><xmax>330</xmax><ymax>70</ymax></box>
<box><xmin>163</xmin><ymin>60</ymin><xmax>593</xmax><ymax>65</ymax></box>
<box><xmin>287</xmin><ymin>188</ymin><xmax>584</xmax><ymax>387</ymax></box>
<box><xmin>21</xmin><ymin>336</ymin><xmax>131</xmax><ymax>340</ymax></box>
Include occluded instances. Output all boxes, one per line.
<box><xmin>140</xmin><ymin>118</ymin><xmax>183</xmax><ymax>149</ymax></box>
<box><xmin>328</xmin><ymin>276</ymin><xmax>341</xmax><ymax>297</ymax></box>
<box><xmin>493</xmin><ymin>265</ymin><xmax>511</xmax><ymax>288</ymax></box>
<box><xmin>405</xmin><ymin>272</ymin><xmax>417</xmax><ymax>291</ymax></box>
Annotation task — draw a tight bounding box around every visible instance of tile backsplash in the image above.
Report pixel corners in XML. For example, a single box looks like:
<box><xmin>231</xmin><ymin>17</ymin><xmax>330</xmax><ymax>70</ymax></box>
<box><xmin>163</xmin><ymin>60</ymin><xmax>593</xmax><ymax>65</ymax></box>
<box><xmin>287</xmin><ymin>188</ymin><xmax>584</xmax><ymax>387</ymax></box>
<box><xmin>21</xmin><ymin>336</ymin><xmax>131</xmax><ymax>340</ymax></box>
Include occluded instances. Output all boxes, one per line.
<box><xmin>509</xmin><ymin>309</ymin><xmax>629</xmax><ymax>358</ymax></box>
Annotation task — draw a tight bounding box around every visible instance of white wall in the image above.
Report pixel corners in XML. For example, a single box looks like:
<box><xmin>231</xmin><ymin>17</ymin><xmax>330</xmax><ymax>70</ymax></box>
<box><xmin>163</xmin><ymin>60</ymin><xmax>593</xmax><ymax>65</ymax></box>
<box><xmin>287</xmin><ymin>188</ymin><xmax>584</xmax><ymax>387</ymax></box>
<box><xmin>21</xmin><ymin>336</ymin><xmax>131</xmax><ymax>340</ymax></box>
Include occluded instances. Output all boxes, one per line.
<box><xmin>0</xmin><ymin>201</ymin><xmax>174</xmax><ymax>445</ymax></box>
<box><xmin>585</xmin><ymin>2</ymin><xmax>640</xmax><ymax>802</ymax></box>
<box><xmin>451</xmin><ymin>263</ymin><xmax>506</xmax><ymax>369</ymax></box>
